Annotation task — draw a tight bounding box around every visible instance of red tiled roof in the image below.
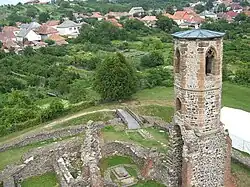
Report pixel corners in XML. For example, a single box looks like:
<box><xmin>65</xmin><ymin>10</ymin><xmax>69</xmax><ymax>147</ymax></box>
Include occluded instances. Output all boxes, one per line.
<box><xmin>0</xmin><ymin>31</ymin><xmax>15</xmax><ymax>43</ymax></box>
<box><xmin>91</xmin><ymin>12</ymin><xmax>103</xmax><ymax>18</ymax></box>
<box><xmin>141</xmin><ymin>16</ymin><xmax>158</xmax><ymax>21</ymax></box>
<box><xmin>2</xmin><ymin>26</ymin><xmax>19</xmax><ymax>32</ymax></box>
<box><xmin>36</xmin><ymin>25</ymin><xmax>58</xmax><ymax>35</ymax></box>
<box><xmin>174</xmin><ymin>11</ymin><xmax>188</xmax><ymax>19</ymax></box>
<box><xmin>243</xmin><ymin>11</ymin><xmax>250</xmax><ymax>16</ymax></box>
<box><xmin>46</xmin><ymin>20</ymin><xmax>60</xmax><ymax>27</ymax></box>
<box><xmin>49</xmin><ymin>34</ymin><xmax>68</xmax><ymax>45</ymax></box>
<box><xmin>49</xmin><ymin>34</ymin><xmax>65</xmax><ymax>41</ymax></box>
<box><xmin>226</xmin><ymin>11</ymin><xmax>238</xmax><ymax>18</ymax></box>
<box><xmin>105</xmin><ymin>12</ymin><xmax>129</xmax><ymax>18</ymax></box>
<box><xmin>105</xmin><ymin>18</ymin><xmax>123</xmax><ymax>28</ymax></box>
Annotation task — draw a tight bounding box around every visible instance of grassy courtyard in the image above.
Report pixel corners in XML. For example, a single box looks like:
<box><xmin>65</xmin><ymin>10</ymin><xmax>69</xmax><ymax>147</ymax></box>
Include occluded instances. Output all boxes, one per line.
<box><xmin>100</xmin><ymin>155</ymin><xmax>135</xmax><ymax>174</ymax></box>
<box><xmin>21</xmin><ymin>172</ymin><xmax>59</xmax><ymax>187</ymax></box>
<box><xmin>101</xmin><ymin>126</ymin><xmax>169</xmax><ymax>152</ymax></box>
<box><xmin>232</xmin><ymin>160</ymin><xmax>250</xmax><ymax>187</ymax></box>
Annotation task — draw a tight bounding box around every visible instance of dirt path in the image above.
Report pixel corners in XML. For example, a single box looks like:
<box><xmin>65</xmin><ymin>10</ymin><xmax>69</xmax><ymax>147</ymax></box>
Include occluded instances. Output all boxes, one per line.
<box><xmin>44</xmin><ymin>109</ymin><xmax>116</xmax><ymax>128</ymax></box>
<box><xmin>0</xmin><ymin>109</ymin><xmax>116</xmax><ymax>146</ymax></box>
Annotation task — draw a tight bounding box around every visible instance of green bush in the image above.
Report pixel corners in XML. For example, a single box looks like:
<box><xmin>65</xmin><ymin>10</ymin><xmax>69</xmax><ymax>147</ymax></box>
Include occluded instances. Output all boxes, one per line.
<box><xmin>140</xmin><ymin>51</ymin><xmax>164</xmax><ymax>68</ymax></box>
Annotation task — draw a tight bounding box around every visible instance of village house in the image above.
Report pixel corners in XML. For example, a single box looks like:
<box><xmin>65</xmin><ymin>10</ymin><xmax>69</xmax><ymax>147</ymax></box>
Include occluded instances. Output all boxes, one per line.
<box><xmin>35</xmin><ymin>24</ymin><xmax>59</xmax><ymax>40</ymax></box>
<box><xmin>129</xmin><ymin>7</ymin><xmax>145</xmax><ymax>17</ymax></box>
<box><xmin>230</xmin><ymin>3</ymin><xmax>243</xmax><ymax>13</ymax></box>
<box><xmin>20</xmin><ymin>22</ymin><xmax>41</xmax><ymax>30</ymax></box>
<box><xmin>164</xmin><ymin>10</ymin><xmax>204</xmax><ymax>28</ymax></box>
<box><xmin>91</xmin><ymin>12</ymin><xmax>104</xmax><ymax>21</ymax></box>
<box><xmin>200</xmin><ymin>10</ymin><xmax>218</xmax><ymax>19</ymax></box>
<box><xmin>217</xmin><ymin>11</ymin><xmax>238</xmax><ymax>22</ymax></box>
<box><xmin>45</xmin><ymin>20</ymin><xmax>60</xmax><ymax>29</ymax></box>
<box><xmin>48</xmin><ymin>34</ymin><xmax>68</xmax><ymax>45</ymax></box>
<box><xmin>105</xmin><ymin>12</ymin><xmax>129</xmax><ymax>20</ymax></box>
<box><xmin>140</xmin><ymin>16</ymin><xmax>158</xmax><ymax>27</ymax></box>
<box><xmin>56</xmin><ymin>20</ymin><xmax>85</xmax><ymax>38</ymax></box>
<box><xmin>25</xmin><ymin>0</ymin><xmax>49</xmax><ymax>5</ymax></box>
<box><xmin>17</xmin><ymin>28</ymin><xmax>41</xmax><ymax>43</ymax></box>
<box><xmin>2</xmin><ymin>26</ymin><xmax>20</xmax><ymax>36</ymax></box>
<box><xmin>105</xmin><ymin>18</ymin><xmax>123</xmax><ymax>28</ymax></box>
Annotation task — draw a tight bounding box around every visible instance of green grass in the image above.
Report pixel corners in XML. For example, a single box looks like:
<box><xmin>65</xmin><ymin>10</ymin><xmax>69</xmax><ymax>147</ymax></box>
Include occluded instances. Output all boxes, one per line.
<box><xmin>0</xmin><ymin>103</ymin><xmax>118</xmax><ymax>145</ymax></box>
<box><xmin>133</xmin><ymin>86</ymin><xmax>174</xmax><ymax>101</ymax></box>
<box><xmin>102</xmin><ymin>126</ymin><xmax>168</xmax><ymax>152</ymax></box>
<box><xmin>0</xmin><ymin>144</ymin><xmax>36</xmax><ymax>171</ymax></box>
<box><xmin>133</xmin><ymin>83</ymin><xmax>250</xmax><ymax>112</ymax></box>
<box><xmin>146</xmin><ymin>127</ymin><xmax>169</xmax><ymax>143</ymax></box>
<box><xmin>232</xmin><ymin>160</ymin><xmax>250</xmax><ymax>187</ymax></box>
<box><xmin>52</xmin><ymin>111</ymin><xmax>114</xmax><ymax>129</ymax></box>
<box><xmin>125</xmin><ymin>166</ymin><xmax>138</xmax><ymax>177</ymax></box>
<box><xmin>222</xmin><ymin>82</ymin><xmax>250</xmax><ymax>112</ymax></box>
<box><xmin>134</xmin><ymin>105</ymin><xmax>174</xmax><ymax>122</ymax></box>
<box><xmin>100</xmin><ymin>155</ymin><xmax>135</xmax><ymax>174</ymax></box>
<box><xmin>21</xmin><ymin>172</ymin><xmax>59</xmax><ymax>187</ymax></box>
<box><xmin>0</xmin><ymin>135</ymin><xmax>79</xmax><ymax>171</ymax></box>
<box><xmin>133</xmin><ymin>180</ymin><xmax>165</xmax><ymax>187</ymax></box>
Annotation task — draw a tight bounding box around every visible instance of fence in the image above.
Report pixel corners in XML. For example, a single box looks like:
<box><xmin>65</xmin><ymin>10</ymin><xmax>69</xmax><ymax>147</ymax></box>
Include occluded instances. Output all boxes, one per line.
<box><xmin>230</xmin><ymin>133</ymin><xmax>250</xmax><ymax>154</ymax></box>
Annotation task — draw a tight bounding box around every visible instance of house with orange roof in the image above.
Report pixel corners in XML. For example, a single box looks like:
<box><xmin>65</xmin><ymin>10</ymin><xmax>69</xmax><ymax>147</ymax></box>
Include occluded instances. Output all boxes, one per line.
<box><xmin>105</xmin><ymin>18</ymin><xmax>123</xmax><ymax>28</ymax></box>
<box><xmin>35</xmin><ymin>24</ymin><xmax>58</xmax><ymax>40</ymax></box>
<box><xmin>105</xmin><ymin>12</ymin><xmax>129</xmax><ymax>20</ymax></box>
<box><xmin>49</xmin><ymin>34</ymin><xmax>68</xmax><ymax>45</ymax></box>
<box><xmin>2</xmin><ymin>26</ymin><xmax>20</xmax><ymax>36</ymax></box>
<box><xmin>243</xmin><ymin>11</ymin><xmax>250</xmax><ymax>17</ymax></box>
<box><xmin>164</xmin><ymin>11</ymin><xmax>204</xmax><ymax>28</ymax></box>
<box><xmin>91</xmin><ymin>12</ymin><xmax>104</xmax><ymax>21</ymax></box>
<box><xmin>141</xmin><ymin>16</ymin><xmax>158</xmax><ymax>27</ymax></box>
<box><xmin>45</xmin><ymin>20</ymin><xmax>60</xmax><ymax>29</ymax></box>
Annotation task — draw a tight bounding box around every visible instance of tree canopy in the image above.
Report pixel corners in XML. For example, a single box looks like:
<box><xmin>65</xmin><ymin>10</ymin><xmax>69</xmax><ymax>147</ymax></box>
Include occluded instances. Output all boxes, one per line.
<box><xmin>94</xmin><ymin>53</ymin><xmax>137</xmax><ymax>101</ymax></box>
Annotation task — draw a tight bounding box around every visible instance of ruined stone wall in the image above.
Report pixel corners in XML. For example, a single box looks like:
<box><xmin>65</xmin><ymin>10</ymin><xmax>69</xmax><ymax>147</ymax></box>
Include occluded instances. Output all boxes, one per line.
<box><xmin>167</xmin><ymin>124</ymin><xmax>184</xmax><ymax>187</ymax></box>
<box><xmin>81</xmin><ymin>123</ymin><xmax>103</xmax><ymax>187</ymax></box>
<box><xmin>0</xmin><ymin>138</ymin><xmax>81</xmax><ymax>184</ymax></box>
<box><xmin>232</xmin><ymin>149</ymin><xmax>250</xmax><ymax>168</ymax></box>
<box><xmin>101</xmin><ymin>141</ymin><xmax>148</xmax><ymax>168</ymax></box>
<box><xmin>186</xmin><ymin>131</ymin><xmax>227</xmax><ymax>187</ymax></box>
<box><xmin>0</xmin><ymin>125</ymin><xmax>86</xmax><ymax>153</ymax></box>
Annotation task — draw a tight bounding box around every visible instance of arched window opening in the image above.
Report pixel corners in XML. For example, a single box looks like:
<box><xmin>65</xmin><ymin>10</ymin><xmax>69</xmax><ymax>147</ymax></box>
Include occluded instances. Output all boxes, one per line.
<box><xmin>176</xmin><ymin>98</ymin><xmax>182</xmax><ymax>112</ymax></box>
<box><xmin>205</xmin><ymin>48</ymin><xmax>216</xmax><ymax>76</ymax></box>
<box><xmin>175</xmin><ymin>49</ymin><xmax>181</xmax><ymax>73</ymax></box>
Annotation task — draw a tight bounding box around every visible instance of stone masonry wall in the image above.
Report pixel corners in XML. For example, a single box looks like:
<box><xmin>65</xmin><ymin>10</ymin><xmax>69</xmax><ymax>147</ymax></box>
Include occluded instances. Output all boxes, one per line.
<box><xmin>101</xmin><ymin>141</ymin><xmax>169</xmax><ymax>185</ymax></box>
<box><xmin>0</xmin><ymin>125</ymin><xmax>86</xmax><ymax>153</ymax></box>
<box><xmin>0</xmin><ymin>138</ymin><xmax>81</xmax><ymax>183</ymax></box>
<box><xmin>174</xmin><ymin>38</ymin><xmax>223</xmax><ymax>133</ymax></box>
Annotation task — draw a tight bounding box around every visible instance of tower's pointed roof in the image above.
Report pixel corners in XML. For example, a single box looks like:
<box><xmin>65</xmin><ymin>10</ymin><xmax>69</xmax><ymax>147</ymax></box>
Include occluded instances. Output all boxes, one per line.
<box><xmin>172</xmin><ymin>29</ymin><xmax>225</xmax><ymax>39</ymax></box>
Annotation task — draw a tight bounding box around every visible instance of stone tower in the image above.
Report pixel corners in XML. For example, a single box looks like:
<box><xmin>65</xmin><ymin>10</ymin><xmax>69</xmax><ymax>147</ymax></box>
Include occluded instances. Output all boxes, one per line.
<box><xmin>168</xmin><ymin>29</ymin><xmax>231</xmax><ymax>187</ymax></box>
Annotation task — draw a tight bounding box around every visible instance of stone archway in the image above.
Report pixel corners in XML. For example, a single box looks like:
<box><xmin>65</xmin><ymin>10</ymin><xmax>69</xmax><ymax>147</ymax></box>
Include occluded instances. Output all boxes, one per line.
<box><xmin>205</xmin><ymin>47</ymin><xmax>217</xmax><ymax>76</ymax></box>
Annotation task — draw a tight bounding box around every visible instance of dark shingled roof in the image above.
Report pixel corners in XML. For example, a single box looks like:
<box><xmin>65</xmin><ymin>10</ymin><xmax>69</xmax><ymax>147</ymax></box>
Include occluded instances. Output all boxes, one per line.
<box><xmin>172</xmin><ymin>29</ymin><xmax>225</xmax><ymax>39</ymax></box>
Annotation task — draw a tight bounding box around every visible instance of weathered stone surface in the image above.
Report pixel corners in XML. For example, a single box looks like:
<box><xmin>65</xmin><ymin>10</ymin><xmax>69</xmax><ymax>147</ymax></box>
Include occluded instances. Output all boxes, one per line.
<box><xmin>232</xmin><ymin>149</ymin><xmax>250</xmax><ymax>168</ymax></box>
<box><xmin>0</xmin><ymin>125</ymin><xmax>86</xmax><ymax>153</ymax></box>
<box><xmin>170</xmin><ymin>37</ymin><xmax>231</xmax><ymax>187</ymax></box>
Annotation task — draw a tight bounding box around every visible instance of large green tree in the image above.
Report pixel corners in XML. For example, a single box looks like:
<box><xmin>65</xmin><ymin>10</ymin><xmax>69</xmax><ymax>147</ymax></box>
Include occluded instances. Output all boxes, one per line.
<box><xmin>94</xmin><ymin>53</ymin><xmax>137</xmax><ymax>101</ymax></box>
<box><xmin>38</xmin><ymin>12</ymin><xmax>50</xmax><ymax>23</ymax></box>
<box><xmin>156</xmin><ymin>16</ymin><xmax>177</xmax><ymax>32</ymax></box>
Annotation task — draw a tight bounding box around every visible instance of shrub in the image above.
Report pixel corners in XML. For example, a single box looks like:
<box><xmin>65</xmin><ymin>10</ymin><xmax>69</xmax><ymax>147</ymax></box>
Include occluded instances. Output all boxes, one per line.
<box><xmin>140</xmin><ymin>51</ymin><xmax>164</xmax><ymax>68</ymax></box>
